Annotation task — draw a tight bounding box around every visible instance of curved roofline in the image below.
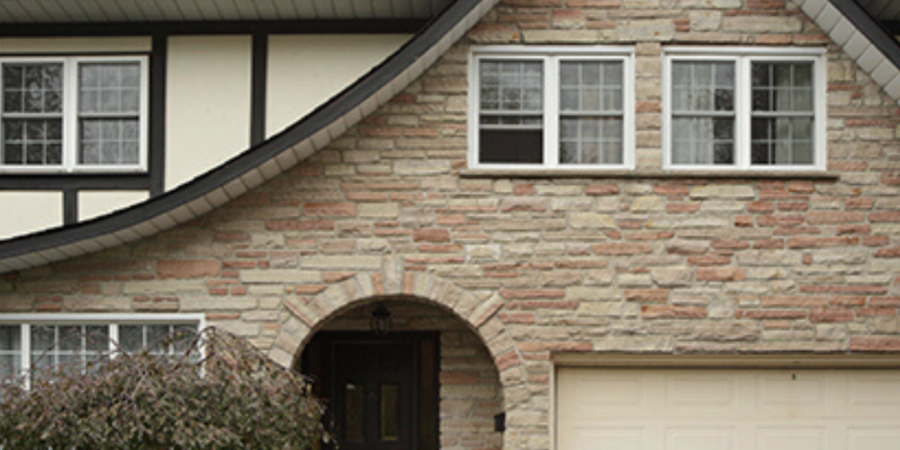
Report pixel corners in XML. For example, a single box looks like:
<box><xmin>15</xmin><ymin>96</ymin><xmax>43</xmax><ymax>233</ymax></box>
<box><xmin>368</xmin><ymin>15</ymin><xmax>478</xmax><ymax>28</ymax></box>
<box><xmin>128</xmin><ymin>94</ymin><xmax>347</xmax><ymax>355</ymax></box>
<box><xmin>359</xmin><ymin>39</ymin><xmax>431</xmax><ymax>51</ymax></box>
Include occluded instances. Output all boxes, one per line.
<box><xmin>0</xmin><ymin>0</ymin><xmax>496</xmax><ymax>273</ymax></box>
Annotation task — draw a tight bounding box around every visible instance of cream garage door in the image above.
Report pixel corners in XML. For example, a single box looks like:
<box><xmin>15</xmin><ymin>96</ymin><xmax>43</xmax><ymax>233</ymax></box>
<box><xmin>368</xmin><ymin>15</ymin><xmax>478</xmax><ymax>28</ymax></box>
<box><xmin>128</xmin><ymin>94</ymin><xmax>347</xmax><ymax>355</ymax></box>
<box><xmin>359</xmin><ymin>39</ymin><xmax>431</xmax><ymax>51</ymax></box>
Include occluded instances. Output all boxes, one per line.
<box><xmin>557</xmin><ymin>368</ymin><xmax>900</xmax><ymax>450</ymax></box>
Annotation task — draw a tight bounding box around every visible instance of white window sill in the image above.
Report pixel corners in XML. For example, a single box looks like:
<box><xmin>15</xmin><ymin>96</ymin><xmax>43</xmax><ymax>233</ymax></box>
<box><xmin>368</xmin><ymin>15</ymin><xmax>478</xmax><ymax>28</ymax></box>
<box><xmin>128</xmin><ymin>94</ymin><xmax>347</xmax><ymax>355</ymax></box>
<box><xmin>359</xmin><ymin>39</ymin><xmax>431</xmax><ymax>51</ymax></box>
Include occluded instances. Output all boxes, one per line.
<box><xmin>459</xmin><ymin>168</ymin><xmax>839</xmax><ymax>180</ymax></box>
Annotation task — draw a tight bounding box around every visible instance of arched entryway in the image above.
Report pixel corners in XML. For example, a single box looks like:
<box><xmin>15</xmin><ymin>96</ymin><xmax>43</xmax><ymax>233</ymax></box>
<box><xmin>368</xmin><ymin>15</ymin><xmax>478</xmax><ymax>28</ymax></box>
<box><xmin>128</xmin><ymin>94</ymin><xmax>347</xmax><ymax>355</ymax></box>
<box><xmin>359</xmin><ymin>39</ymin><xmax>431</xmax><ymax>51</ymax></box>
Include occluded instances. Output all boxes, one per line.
<box><xmin>297</xmin><ymin>296</ymin><xmax>504</xmax><ymax>450</ymax></box>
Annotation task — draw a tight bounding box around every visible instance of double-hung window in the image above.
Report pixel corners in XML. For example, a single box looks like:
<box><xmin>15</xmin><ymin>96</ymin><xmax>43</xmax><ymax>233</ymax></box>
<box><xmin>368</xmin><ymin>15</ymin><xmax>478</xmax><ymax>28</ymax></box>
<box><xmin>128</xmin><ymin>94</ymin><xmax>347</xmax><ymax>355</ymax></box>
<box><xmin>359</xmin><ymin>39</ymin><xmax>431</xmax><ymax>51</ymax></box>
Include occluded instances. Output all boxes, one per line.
<box><xmin>469</xmin><ymin>47</ymin><xmax>634</xmax><ymax>169</ymax></box>
<box><xmin>664</xmin><ymin>48</ymin><xmax>826</xmax><ymax>170</ymax></box>
<box><xmin>0</xmin><ymin>56</ymin><xmax>148</xmax><ymax>172</ymax></box>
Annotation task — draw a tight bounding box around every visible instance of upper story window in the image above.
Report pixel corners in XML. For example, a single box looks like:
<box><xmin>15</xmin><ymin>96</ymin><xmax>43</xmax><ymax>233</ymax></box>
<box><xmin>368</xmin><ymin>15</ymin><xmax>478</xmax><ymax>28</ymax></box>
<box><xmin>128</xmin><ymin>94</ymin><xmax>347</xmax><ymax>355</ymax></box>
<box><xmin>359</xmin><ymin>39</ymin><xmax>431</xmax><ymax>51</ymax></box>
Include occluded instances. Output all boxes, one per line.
<box><xmin>663</xmin><ymin>48</ymin><xmax>826</xmax><ymax>171</ymax></box>
<box><xmin>0</xmin><ymin>56</ymin><xmax>148</xmax><ymax>173</ymax></box>
<box><xmin>469</xmin><ymin>47</ymin><xmax>634</xmax><ymax>169</ymax></box>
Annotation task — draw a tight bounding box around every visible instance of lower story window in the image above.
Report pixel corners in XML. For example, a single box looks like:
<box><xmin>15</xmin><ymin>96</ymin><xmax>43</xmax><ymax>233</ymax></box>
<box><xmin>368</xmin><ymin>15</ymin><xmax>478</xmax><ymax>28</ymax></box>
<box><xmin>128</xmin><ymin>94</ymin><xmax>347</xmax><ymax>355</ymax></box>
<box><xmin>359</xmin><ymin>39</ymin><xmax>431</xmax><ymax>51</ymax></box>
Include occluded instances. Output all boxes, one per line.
<box><xmin>0</xmin><ymin>316</ymin><xmax>201</xmax><ymax>383</ymax></box>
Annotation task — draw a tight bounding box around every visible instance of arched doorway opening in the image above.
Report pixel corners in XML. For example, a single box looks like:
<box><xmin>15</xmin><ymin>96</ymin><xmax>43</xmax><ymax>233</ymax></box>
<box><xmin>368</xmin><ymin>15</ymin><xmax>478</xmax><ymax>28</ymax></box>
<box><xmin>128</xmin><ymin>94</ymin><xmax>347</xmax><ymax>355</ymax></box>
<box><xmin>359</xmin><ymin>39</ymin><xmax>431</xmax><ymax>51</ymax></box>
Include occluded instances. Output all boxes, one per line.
<box><xmin>297</xmin><ymin>296</ymin><xmax>503</xmax><ymax>450</ymax></box>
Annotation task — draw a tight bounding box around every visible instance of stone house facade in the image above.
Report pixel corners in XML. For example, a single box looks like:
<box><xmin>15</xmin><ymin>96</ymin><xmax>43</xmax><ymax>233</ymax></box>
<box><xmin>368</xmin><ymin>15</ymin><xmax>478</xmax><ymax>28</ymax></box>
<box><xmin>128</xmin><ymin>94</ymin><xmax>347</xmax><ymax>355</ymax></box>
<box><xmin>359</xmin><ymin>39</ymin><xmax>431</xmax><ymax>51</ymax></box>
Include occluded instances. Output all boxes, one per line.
<box><xmin>2</xmin><ymin>0</ymin><xmax>900</xmax><ymax>449</ymax></box>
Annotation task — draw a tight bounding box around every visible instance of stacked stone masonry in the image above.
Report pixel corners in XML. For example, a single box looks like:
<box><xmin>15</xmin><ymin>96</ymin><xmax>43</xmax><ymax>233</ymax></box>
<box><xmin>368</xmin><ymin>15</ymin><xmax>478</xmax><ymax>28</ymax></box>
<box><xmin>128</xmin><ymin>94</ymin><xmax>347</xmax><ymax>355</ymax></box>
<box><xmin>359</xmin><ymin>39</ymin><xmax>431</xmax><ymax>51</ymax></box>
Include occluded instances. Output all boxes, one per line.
<box><xmin>2</xmin><ymin>1</ymin><xmax>900</xmax><ymax>449</ymax></box>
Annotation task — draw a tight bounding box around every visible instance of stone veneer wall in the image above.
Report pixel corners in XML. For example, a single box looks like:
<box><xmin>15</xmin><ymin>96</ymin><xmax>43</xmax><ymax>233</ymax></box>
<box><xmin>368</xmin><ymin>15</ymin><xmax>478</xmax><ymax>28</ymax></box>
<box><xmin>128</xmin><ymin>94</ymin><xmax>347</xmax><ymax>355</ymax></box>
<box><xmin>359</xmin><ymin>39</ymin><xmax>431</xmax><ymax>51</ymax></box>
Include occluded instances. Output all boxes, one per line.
<box><xmin>318</xmin><ymin>301</ymin><xmax>503</xmax><ymax>450</ymax></box>
<box><xmin>2</xmin><ymin>1</ymin><xmax>900</xmax><ymax>449</ymax></box>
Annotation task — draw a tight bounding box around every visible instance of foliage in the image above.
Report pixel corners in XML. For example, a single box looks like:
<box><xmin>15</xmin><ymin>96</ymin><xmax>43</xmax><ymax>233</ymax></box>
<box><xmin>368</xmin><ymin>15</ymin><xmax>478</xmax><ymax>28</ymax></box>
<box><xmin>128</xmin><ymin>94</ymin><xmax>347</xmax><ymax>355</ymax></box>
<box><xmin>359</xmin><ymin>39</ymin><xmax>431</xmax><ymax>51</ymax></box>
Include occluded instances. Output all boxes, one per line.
<box><xmin>0</xmin><ymin>328</ymin><xmax>328</xmax><ymax>450</ymax></box>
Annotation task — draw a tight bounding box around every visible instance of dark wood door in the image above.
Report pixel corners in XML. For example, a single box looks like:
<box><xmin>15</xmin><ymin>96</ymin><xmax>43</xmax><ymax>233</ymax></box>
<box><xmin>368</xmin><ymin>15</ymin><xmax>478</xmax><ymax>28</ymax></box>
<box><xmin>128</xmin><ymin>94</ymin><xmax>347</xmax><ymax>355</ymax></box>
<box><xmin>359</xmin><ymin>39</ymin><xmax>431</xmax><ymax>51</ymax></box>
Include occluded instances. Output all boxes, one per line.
<box><xmin>333</xmin><ymin>340</ymin><xmax>416</xmax><ymax>450</ymax></box>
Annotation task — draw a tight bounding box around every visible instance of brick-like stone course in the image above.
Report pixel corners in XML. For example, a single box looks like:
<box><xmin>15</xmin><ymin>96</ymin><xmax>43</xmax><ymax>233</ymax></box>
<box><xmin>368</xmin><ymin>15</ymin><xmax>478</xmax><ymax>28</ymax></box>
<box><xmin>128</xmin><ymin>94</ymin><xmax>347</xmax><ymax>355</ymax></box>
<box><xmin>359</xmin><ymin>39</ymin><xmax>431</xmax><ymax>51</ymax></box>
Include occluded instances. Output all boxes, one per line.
<box><xmin>3</xmin><ymin>1</ymin><xmax>900</xmax><ymax>449</ymax></box>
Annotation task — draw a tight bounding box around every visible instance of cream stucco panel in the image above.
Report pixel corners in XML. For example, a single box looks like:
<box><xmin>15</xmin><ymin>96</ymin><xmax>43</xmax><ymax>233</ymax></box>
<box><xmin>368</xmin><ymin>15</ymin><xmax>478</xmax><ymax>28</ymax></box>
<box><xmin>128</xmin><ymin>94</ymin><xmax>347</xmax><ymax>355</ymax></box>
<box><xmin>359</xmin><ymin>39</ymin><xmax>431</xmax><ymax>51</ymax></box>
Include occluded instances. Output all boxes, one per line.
<box><xmin>166</xmin><ymin>35</ymin><xmax>252</xmax><ymax>190</ymax></box>
<box><xmin>0</xmin><ymin>192</ymin><xmax>63</xmax><ymax>240</ymax></box>
<box><xmin>78</xmin><ymin>191</ymin><xmax>150</xmax><ymax>222</ymax></box>
<box><xmin>265</xmin><ymin>34</ymin><xmax>410</xmax><ymax>137</ymax></box>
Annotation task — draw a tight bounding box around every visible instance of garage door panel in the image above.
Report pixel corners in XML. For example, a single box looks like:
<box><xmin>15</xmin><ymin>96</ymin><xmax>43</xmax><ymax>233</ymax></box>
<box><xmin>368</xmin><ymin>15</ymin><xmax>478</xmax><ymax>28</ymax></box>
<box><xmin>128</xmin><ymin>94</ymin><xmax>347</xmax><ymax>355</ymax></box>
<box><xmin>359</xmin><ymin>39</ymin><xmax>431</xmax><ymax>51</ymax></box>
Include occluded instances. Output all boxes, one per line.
<box><xmin>562</xmin><ymin>426</ymin><xmax>646</xmax><ymax>450</ymax></box>
<box><xmin>756</xmin><ymin>427</ymin><xmax>826</xmax><ymax>450</ymax></box>
<box><xmin>666</xmin><ymin>375</ymin><xmax>736</xmax><ymax>412</ymax></box>
<box><xmin>665</xmin><ymin>427</ymin><xmax>735</xmax><ymax>450</ymax></box>
<box><xmin>847</xmin><ymin>428</ymin><xmax>900</xmax><ymax>450</ymax></box>
<box><xmin>846</xmin><ymin>374</ymin><xmax>900</xmax><ymax>412</ymax></box>
<box><xmin>561</xmin><ymin>372</ymin><xmax>646</xmax><ymax>414</ymax></box>
<box><xmin>756</xmin><ymin>372</ymin><xmax>828</xmax><ymax>414</ymax></box>
<box><xmin>557</xmin><ymin>368</ymin><xmax>900</xmax><ymax>450</ymax></box>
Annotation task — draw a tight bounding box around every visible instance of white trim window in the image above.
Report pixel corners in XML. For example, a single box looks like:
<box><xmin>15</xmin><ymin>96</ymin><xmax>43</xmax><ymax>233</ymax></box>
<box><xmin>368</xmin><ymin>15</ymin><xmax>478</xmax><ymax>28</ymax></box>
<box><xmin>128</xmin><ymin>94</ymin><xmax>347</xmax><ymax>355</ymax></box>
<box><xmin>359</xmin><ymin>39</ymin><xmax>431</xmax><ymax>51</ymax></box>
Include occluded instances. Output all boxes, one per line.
<box><xmin>663</xmin><ymin>47</ymin><xmax>827</xmax><ymax>171</ymax></box>
<box><xmin>469</xmin><ymin>46</ymin><xmax>635</xmax><ymax>169</ymax></box>
<box><xmin>0</xmin><ymin>56</ymin><xmax>149</xmax><ymax>173</ymax></box>
<box><xmin>0</xmin><ymin>315</ymin><xmax>202</xmax><ymax>384</ymax></box>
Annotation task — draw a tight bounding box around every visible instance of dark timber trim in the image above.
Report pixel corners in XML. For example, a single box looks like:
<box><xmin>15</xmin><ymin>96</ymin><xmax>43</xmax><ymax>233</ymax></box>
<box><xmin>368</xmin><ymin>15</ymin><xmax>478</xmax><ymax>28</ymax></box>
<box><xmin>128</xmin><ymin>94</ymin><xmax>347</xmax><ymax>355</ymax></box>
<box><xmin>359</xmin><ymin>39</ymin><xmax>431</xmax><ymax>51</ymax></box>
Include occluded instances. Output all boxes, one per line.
<box><xmin>829</xmin><ymin>0</ymin><xmax>900</xmax><ymax>71</ymax></box>
<box><xmin>881</xmin><ymin>21</ymin><xmax>900</xmax><ymax>36</ymax></box>
<box><xmin>149</xmin><ymin>34</ymin><xmax>167</xmax><ymax>196</ymax></box>
<box><xmin>0</xmin><ymin>175</ymin><xmax>151</xmax><ymax>190</ymax></box>
<box><xmin>0</xmin><ymin>20</ymin><xmax>426</xmax><ymax>37</ymax></box>
<box><xmin>63</xmin><ymin>189</ymin><xmax>78</xmax><ymax>225</ymax></box>
<box><xmin>0</xmin><ymin>0</ymin><xmax>479</xmax><ymax>263</ymax></box>
<box><xmin>250</xmin><ymin>33</ymin><xmax>268</xmax><ymax>146</ymax></box>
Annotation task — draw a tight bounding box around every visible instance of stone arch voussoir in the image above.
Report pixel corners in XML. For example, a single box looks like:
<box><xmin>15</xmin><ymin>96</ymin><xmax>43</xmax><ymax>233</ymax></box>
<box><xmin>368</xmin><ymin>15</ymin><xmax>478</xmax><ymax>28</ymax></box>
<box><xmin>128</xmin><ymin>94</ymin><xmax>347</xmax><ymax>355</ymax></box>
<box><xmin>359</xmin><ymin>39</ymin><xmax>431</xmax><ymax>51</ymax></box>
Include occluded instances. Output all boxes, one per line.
<box><xmin>268</xmin><ymin>267</ymin><xmax>529</xmax><ymax>408</ymax></box>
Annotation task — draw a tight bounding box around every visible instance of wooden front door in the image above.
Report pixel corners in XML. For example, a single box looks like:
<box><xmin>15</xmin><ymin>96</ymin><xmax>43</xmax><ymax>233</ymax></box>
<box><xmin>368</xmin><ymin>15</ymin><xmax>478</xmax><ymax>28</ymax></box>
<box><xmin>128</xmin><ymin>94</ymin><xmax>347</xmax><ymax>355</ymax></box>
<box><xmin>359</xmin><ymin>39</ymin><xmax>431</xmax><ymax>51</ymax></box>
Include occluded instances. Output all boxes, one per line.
<box><xmin>332</xmin><ymin>339</ymin><xmax>417</xmax><ymax>450</ymax></box>
<box><xmin>302</xmin><ymin>332</ymin><xmax>439</xmax><ymax>450</ymax></box>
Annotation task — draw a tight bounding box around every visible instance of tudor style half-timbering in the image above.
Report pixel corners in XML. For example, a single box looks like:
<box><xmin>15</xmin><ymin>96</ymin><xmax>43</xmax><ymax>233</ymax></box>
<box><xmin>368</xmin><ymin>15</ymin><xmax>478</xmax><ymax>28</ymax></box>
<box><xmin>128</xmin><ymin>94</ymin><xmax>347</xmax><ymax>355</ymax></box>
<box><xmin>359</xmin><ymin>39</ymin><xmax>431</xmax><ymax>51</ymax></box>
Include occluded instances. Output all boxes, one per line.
<box><xmin>0</xmin><ymin>1</ymin><xmax>432</xmax><ymax>238</ymax></box>
<box><xmin>3</xmin><ymin>1</ymin><xmax>900</xmax><ymax>450</ymax></box>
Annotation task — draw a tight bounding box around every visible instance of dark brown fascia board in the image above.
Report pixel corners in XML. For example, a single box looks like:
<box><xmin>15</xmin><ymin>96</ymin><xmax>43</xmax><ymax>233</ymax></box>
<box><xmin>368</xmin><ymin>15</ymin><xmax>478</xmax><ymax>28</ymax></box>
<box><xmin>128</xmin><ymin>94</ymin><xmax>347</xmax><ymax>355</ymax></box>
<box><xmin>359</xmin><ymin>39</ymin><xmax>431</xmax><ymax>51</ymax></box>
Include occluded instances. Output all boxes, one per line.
<box><xmin>831</xmin><ymin>0</ymin><xmax>900</xmax><ymax>71</ymax></box>
<box><xmin>0</xmin><ymin>0</ymin><xmax>485</xmax><ymax>266</ymax></box>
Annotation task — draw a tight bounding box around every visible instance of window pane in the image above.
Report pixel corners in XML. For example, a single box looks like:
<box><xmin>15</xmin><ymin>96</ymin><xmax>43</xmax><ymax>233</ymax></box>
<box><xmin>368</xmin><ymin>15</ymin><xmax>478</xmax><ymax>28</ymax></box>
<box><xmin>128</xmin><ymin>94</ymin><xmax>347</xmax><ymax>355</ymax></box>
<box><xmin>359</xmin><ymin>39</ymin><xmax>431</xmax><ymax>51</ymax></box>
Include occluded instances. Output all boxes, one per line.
<box><xmin>79</xmin><ymin>62</ymin><xmax>141</xmax><ymax>114</ymax></box>
<box><xmin>79</xmin><ymin>118</ymin><xmax>140</xmax><ymax>165</ymax></box>
<box><xmin>479</xmin><ymin>60</ymin><xmax>543</xmax><ymax>164</ymax></box>
<box><xmin>117</xmin><ymin>324</ymin><xmax>198</xmax><ymax>355</ymax></box>
<box><xmin>479</xmin><ymin>129</ymin><xmax>543</xmax><ymax>164</ymax></box>
<box><xmin>380</xmin><ymin>384</ymin><xmax>400</xmax><ymax>442</ymax></box>
<box><xmin>29</xmin><ymin>325</ymin><xmax>109</xmax><ymax>376</ymax></box>
<box><xmin>2</xmin><ymin>119</ymin><xmax>63</xmax><ymax>166</ymax></box>
<box><xmin>671</xmin><ymin>61</ymin><xmax>734</xmax><ymax>112</ymax></box>
<box><xmin>0</xmin><ymin>326</ymin><xmax>21</xmax><ymax>380</ymax></box>
<box><xmin>751</xmin><ymin>117</ymin><xmax>814</xmax><ymax>165</ymax></box>
<box><xmin>346</xmin><ymin>382</ymin><xmax>365</xmax><ymax>441</ymax></box>
<box><xmin>2</xmin><ymin>63</ymin><xmax>63</xmax><ymax>114</ymax></box>
<box><xmin>752</xmin><ymin>62</ymin><xmax>814</xmax><ymax>112</ymax></box>
<box><xmin>560</xmin><ymin>61</ymin><xmax>623</xmax><ymax>112</ymax></box>
<box><xmin>672</xmin><ymin>117</ymin><xmax>734</xmax><ymax>165</ymax></box>
<box><xmin>119</xmin><ymin>325</ymin><xmax>144</xmax><ymax>353</ymax></box>
<box><xmin>560</xmin><ymin>117</ymin><xmax>622</xmax><ymax>165</ymax></box>
<box><xmin>480</xmin><ymin>60</ymin><xmax>542</xmax><ymax>112</ymax></box>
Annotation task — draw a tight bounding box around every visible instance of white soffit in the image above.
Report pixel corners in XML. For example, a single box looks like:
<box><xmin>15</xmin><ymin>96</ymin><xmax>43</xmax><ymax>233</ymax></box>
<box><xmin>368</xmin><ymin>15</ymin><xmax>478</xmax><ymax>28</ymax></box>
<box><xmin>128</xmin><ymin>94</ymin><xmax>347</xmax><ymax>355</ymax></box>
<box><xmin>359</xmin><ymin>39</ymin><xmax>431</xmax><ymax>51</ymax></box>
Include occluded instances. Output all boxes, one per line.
<box><xmin>0</xmin><ymin>0</ymin><xmax>454</xmax><ymax>22</ymax></box>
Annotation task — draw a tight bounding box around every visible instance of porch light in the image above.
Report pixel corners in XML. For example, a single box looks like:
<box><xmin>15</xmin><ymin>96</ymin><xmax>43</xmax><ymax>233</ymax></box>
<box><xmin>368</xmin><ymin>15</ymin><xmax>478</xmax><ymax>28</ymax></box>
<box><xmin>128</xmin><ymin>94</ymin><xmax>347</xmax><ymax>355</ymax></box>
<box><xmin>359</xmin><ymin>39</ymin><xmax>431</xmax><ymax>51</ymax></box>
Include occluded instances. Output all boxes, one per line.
<box><xmin>370</xmin><ymin>304</ymin><xmax>392</xmax><ymax>336</ymax></box>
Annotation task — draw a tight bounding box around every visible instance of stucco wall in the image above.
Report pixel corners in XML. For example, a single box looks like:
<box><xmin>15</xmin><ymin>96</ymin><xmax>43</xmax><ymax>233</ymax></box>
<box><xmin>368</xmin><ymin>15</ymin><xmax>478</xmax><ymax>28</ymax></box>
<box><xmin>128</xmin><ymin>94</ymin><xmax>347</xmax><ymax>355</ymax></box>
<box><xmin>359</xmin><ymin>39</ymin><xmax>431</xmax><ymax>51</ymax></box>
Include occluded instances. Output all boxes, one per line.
<box><xmin>165</xmin><ymin>35</ymin><xmax>253</xmax><ymax>190</ymax></box>
<box><xmin>2</xmin><ymin>1</ymin><xmax>900</xmax><ymax>450</ymax></box>
<box><xmin>266</xmin><ymin>34</ymin><xmax>410</xmax><ymax>138</ymax></box>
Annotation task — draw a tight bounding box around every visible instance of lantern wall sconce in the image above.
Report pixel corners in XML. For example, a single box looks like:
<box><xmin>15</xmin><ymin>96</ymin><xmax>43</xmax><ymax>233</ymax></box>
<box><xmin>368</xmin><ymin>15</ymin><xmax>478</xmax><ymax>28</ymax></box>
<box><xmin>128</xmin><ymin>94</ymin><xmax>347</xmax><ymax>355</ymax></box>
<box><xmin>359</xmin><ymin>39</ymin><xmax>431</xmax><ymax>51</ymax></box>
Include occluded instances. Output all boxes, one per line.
<box><xmin>370</xmin><ymin>304</ymin><xmax>392</xmax><ymax>336</ymax></box>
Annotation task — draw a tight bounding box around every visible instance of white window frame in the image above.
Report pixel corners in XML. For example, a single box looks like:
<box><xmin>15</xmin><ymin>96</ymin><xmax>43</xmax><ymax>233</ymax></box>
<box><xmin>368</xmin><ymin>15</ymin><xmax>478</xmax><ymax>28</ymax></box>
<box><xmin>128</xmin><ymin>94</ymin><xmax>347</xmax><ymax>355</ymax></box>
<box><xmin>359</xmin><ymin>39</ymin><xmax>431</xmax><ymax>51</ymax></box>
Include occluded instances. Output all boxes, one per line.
<box><xmin>0</xmin><ymin>55</ymin><xmax>149</xmax><ymax>173</ymax></box>
<box><xmin>663</xmin><ymin>47</ymin><xmax>827</xmax><ymax>171</ymax></box>
<box><xmin>0</xmin><ymin>313</ymin><xmax>204</xmax><ymax>388</ymax></box>
<box><xmin>468</xmin><ymin>46</ymin><xmax>635</xmax><ymax>170</ymax></box>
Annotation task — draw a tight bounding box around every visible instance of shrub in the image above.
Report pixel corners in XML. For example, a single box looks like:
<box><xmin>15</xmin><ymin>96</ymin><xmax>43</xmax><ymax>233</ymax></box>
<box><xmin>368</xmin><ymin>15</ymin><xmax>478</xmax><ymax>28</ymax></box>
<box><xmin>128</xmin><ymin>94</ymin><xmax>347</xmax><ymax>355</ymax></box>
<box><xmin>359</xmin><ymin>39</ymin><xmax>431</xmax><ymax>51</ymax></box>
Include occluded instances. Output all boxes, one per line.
<box><xmin>0</xmin><ymin>328</ymin><xmax>328</xmax><ymax>450</ymax></box>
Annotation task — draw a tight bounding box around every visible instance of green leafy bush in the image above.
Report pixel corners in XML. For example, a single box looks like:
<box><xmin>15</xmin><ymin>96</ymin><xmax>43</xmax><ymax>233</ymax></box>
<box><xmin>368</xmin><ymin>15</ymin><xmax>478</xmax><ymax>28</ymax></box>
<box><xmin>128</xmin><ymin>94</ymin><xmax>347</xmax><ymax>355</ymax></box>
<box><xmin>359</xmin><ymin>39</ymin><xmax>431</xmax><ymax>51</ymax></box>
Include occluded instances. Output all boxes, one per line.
<box><xmin>0</xmin><ymin>328</ymin><xmax>328</xmax><ymax>450</ymax></box>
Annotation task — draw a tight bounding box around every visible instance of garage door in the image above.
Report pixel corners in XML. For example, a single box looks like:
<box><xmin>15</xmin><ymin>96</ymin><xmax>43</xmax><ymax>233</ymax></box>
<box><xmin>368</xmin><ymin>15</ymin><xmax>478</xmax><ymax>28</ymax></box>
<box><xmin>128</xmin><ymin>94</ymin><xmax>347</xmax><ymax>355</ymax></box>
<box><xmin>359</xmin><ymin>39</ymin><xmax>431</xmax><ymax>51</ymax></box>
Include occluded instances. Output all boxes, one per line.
<box><xmin>557</xmin><ymin>368</ymin><xmax>900</xmax><ymax>450</ymax></box>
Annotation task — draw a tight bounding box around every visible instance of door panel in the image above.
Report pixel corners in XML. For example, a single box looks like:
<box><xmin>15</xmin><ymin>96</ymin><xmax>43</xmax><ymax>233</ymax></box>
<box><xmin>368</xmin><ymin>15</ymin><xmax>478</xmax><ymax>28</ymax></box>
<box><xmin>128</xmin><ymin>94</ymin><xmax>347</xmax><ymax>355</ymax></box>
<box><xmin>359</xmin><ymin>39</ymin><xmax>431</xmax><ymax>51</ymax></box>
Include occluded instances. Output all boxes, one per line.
<box><xmin>334</xmin><ymin>341</ymin><xmax>415</xmax><ymax>450</ymax></box>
